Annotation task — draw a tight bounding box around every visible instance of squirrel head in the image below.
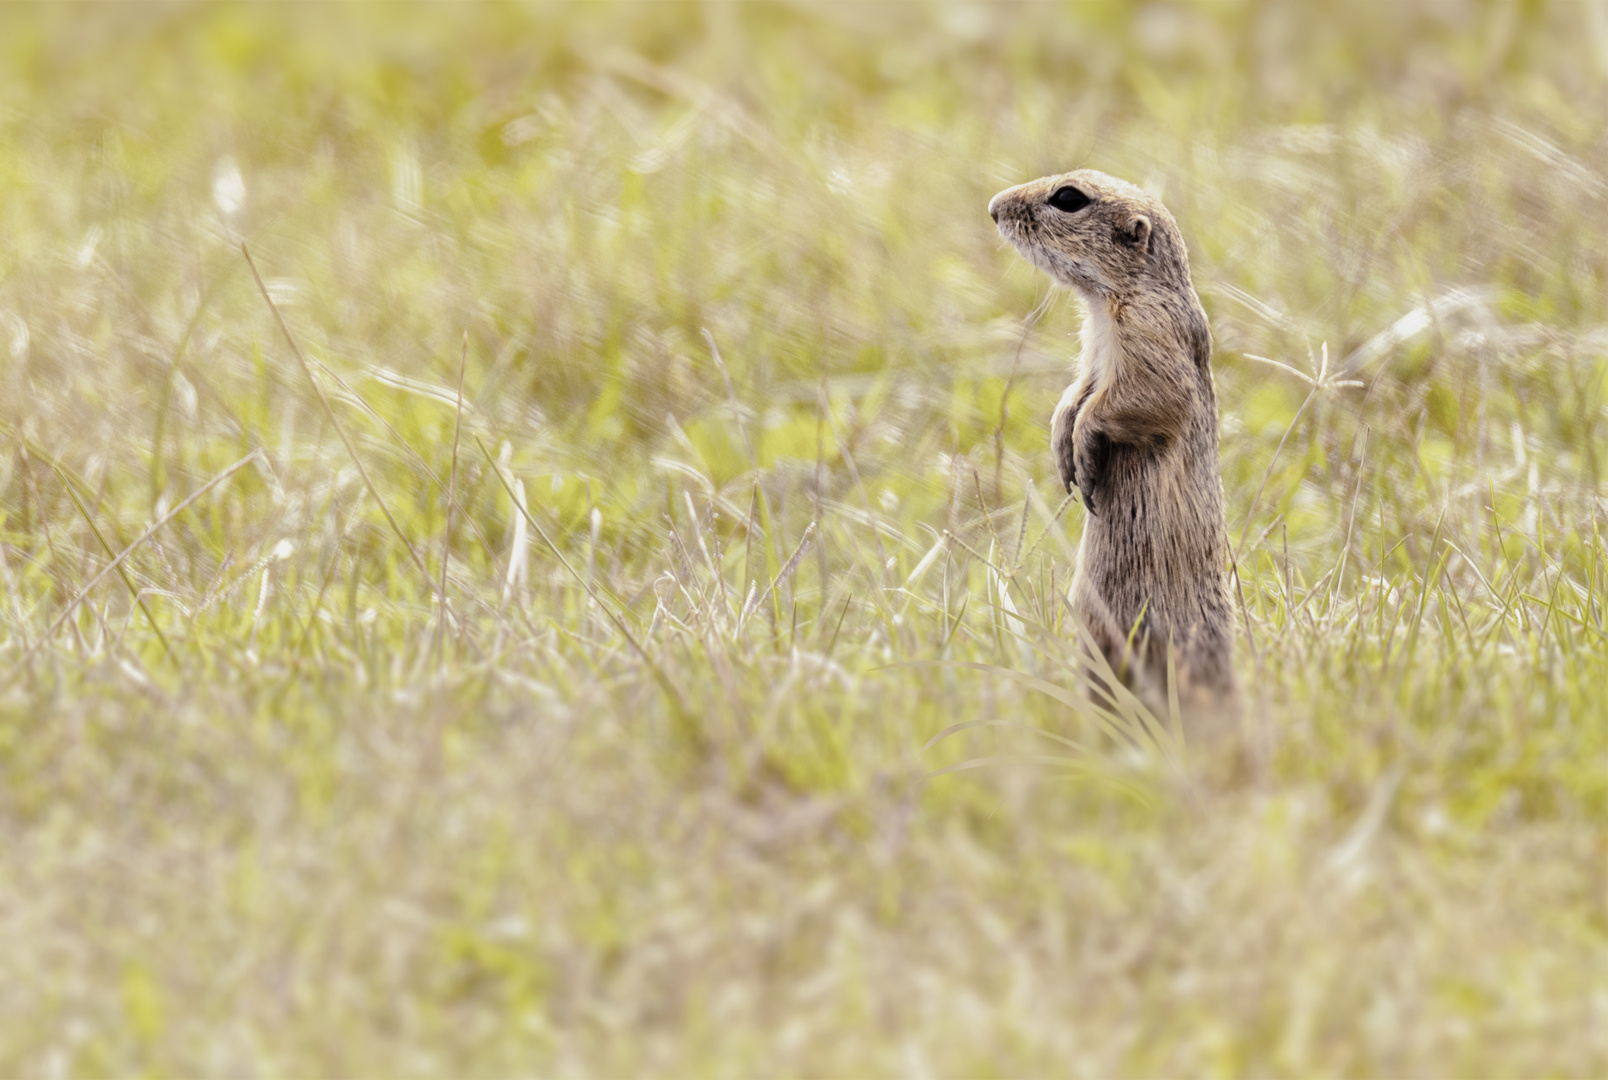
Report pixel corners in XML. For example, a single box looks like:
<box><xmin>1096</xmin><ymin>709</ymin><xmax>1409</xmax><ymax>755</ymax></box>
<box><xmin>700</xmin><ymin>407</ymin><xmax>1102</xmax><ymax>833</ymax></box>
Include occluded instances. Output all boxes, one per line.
<box><xmin>988</xmin><ymin>169</ymin><xmax>1193</xmax><ymax>300</ymax></box>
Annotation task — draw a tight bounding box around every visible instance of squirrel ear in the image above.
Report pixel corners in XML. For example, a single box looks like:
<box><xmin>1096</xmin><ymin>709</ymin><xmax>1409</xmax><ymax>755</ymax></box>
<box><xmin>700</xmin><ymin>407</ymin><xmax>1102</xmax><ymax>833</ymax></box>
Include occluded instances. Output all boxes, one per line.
<box><xmin>1120</xmin><ymin>214</ymin><xmax>1152</xmax><ymax>252</ymax></box>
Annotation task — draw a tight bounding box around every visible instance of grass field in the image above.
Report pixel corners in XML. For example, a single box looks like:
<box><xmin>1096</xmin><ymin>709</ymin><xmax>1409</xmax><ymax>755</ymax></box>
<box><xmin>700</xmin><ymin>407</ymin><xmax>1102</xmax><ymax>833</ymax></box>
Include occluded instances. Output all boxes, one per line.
<box><xmin>3</xmin><ymin>2</ymin><xmax>1608</xmax><ymax>1075</ymax></box>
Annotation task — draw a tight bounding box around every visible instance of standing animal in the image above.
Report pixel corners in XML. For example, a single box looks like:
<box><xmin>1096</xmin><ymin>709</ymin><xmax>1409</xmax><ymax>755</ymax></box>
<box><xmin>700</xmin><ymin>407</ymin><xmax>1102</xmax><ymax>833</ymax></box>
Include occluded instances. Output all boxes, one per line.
<box><xmin>989</xmin><ymin>169</ymin><xmax>1237</xmax><ymax>727</ymax></box>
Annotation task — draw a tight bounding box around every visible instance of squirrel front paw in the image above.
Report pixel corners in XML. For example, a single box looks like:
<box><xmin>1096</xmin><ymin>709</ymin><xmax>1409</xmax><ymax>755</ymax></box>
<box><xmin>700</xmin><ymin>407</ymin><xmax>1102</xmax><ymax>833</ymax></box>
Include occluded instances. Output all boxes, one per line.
<box><xmin>1071</xmin><ymin>423</ymin><xmax>1107</xmax><ymax>515</ymax></box>
<box><xmin>1049</xmin><ymin>386</ymin><xmax>1083</xmax><ymax>503</ymax></box>
<box><xmin>1050</xmin><ymin>384</ymin><xmax>1108</xmax><ymax>514</ymax></box>
<box><xmin>1052</xmin><ymin>419</ymin><xmax>1077</xmax><ymax>498</ymax></box>
<box><xmin>1051</xmin><ymin>411</ymin><xmax>1101</xmax><ymax>514</ymax></box>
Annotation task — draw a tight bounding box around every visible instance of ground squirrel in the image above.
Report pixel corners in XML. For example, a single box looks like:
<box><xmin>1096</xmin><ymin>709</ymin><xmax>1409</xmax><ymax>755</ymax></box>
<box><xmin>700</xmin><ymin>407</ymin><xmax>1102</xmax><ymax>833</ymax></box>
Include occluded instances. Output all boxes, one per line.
<box><xmin>989</xmin><ymin>169</ymin><xmax>1237</xmax><ymax>726</ymax></box>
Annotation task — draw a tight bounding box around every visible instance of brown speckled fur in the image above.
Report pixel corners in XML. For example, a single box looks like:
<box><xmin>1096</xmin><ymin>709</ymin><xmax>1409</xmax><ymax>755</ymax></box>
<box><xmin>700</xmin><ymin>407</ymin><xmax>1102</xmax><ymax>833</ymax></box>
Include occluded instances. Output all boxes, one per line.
<box><xmin>990</xmin><ymin>170</ymin><xmax>1238</xmax><ymax>726</ymax></box>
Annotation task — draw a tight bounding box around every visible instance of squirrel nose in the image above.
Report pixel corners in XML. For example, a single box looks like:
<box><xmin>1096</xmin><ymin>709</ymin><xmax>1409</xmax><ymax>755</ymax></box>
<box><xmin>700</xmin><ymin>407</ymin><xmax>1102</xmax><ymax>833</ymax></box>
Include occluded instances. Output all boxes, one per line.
<box><xmin>988</xmin><ymin>191</ymin><xmax>1004</xmax><ymax>222</ymax></box>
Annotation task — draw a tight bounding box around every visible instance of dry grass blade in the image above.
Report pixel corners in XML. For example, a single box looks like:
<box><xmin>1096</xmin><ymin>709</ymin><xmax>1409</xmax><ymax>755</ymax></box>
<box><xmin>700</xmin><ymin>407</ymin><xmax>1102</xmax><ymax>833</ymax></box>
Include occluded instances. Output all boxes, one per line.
<box><xmin>53</xmin><ymin>465</ymin><xmax>173</xmax><ymax>660</ymax></box>
<box><xmin>921</xmin><ymin>717</ymin><xmax>1089</xmax><ymax>755</ymax></box>
<box><xmin>434</xmin><ymin>331</ymin><xmax>468</xmax><ymax>661</ymax></box>
<box><xmin>702</xmin><ymin>328</ymin><xmax>755</xmax><ymax>466</ymax></box>
<box><xmin>6</xmin><ymin>451</ymin><xmax>260</xmax><ymax>678</ymax></box>
<box><xmin>964</xmin><ymin>593</ymin><xmax>1189</xmax><ymax>770</ymax></box>
<box><xmin>241</xmin><ymin>243</ymin><xmax>435</xmax><ymax>589</ymax></box>
<box><xmin>887</xmin><ymin>657</ymin><xmax>1181</xmax><ymax>773</ymax></box>
<box><xmin>1401</xmin><ymin>503</ymin><xmax>1450</xmax><ymax>665</ymax></box>
<box><xmin>1164</xmin><ymin>630</ymin><xmax>1185</xmax><ymax>763</ymax></box>
<box><xmin>475</xmin><ymin>435</ymin><xmax>690</xmax><ymax>719</ymax></box>
<box><xmin>1235</xmin><ymin>381</ymin><xmax>1319</xmax><ymax>563</ymax></box>
<box><xmin>920</xmin><ymin>754</ymin><xmax>1156</xmax><ymax>805</ymax></box>
<box><xmin>310</xmin><ymin>356</ymin><xmax>502</xmax><ymax>568</ymax></box>
<box><xmin>740</xmin><ymin>520</ymin><xmax>816</xmax><ymax>627</ymax></box>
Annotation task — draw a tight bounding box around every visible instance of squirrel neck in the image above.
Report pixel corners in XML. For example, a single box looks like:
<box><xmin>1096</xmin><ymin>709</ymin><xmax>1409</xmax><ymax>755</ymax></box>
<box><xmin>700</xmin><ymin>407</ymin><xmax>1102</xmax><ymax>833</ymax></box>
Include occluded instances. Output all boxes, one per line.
<box><xmin>1077</xmin><ymin>294</ymin><xmax>1123</xmax><ymax>391</ymax></box>
<box><xmin>1077</xmin><ymin>287</ymin><xmax>1208</xmax><ymax>384</ymax></box>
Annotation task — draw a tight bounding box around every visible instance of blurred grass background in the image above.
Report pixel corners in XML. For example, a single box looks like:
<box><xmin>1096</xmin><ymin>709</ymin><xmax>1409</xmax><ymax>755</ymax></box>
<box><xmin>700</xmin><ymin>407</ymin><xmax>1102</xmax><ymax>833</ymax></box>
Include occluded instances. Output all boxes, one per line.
<box><xmin>2</xmin><ymin>1</ymin><xmax>1608</xmax><ymax>1074</ymax></box>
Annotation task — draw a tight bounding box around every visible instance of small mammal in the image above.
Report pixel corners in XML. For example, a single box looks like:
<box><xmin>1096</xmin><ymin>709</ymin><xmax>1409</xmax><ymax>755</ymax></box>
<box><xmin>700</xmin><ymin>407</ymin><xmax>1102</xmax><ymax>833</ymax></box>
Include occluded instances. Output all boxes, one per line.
<box><xmin>989</xmin><ymin>169</ymin><xmax>1237</xmax><ymax>726</ymax></box>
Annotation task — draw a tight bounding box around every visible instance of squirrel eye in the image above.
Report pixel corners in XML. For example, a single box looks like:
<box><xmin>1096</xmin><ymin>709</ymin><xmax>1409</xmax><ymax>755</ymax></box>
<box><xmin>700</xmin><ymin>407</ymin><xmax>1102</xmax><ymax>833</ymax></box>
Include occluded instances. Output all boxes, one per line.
<box><xmin>1046</xmin><ymin>186</ymin><xmax>1091</xmax><ymax>214</ymax></box>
